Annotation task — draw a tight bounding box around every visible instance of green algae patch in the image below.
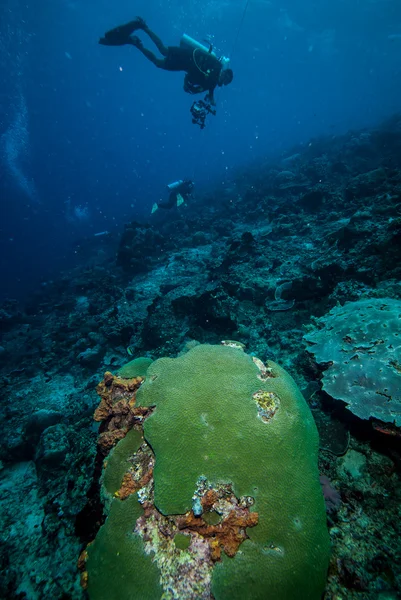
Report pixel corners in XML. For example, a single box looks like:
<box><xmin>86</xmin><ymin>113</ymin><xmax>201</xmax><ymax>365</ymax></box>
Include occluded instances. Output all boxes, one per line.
<box><xmin>117</xmin><ymin>356</ymin><xmax>153</xmax><ymax>379</ymax></box>
<box><xmin>135</xmin><ymin>344</ymin><xmax>330</xmax><ymax>599</ymax></box>
<box><xmin>102</xmin><ymin>428</ymin><xmax>143</xmax><ymax>501</ymax></box>
<box><xmin>174</xmin><ymin>533</ymin><xmax>191</xmax><ymax>550</ymax></box>
<box><xmin>203</xmin><ymin>511</ymin><xmax>222</xmax><ymax>525</ymax></box>
<box><xmin>86</xmin><ymin>495</ymin><xmax>162</xmax><ymax>600</ymax></box>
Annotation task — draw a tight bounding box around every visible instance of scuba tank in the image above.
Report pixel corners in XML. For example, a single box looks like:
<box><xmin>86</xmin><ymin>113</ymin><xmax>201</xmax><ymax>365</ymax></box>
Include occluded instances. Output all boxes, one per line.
<box><xmin>180</xmin><ymin>34</ymin><xmax>215</xmax><ymax>56</ymax></box>
<box><xmin>167</xmin><ymin>180</ymin><xmax>183</xmax><ymax>191</ymax></box>
<box><xmin>180</xmin><ymin>34</ymin><xmax>230</xmax><ymax>70</ymax></box>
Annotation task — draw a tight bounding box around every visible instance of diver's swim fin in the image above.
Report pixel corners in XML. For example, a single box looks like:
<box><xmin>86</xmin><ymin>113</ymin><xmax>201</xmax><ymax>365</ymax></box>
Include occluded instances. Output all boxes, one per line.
<box><xmin>99</xmin><ymin>19</ymin><xmax>143</xmax><ymax>46</ymax></box>
<box><xmin>151</xmin><ymin>203</ymin><xmax>159</xmax><ymax>214</ymax></box>
<box><xmin>176</xmin><ymin>193</ymin><xmax>185</xmax><ymax>207</ymax></box>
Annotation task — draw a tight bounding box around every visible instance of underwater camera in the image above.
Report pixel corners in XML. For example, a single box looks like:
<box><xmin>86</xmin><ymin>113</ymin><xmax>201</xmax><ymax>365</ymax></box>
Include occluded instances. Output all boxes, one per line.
<box><xmin>190</xmin><ymin>100</ymin><xmax>216</xmax><ymax>129</ymax></box>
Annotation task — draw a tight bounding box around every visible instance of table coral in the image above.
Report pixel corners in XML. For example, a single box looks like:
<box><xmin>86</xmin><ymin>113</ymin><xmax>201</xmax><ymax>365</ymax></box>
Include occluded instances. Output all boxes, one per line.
<box><xmin>304</xmin><ymin>298</ymin><xmax>401</xmax><ymax>426</ymax></box>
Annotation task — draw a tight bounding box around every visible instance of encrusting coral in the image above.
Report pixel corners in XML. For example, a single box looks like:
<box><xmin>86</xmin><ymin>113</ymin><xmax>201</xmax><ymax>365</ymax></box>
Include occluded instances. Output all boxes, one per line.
<box><xmin>94</xmin><ymin>371</ymin><xmax>149</xmax><ymax>454</ymax></box>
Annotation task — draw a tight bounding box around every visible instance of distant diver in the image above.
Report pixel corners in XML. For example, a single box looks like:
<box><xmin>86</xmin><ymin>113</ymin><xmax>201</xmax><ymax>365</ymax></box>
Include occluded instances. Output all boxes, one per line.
<box><xmin>151</xmin><ymin>179</ymin><xmax>194</xmax><ymax>214</ymax></box>
<box><xmin>99</xmin><ymin>17</ymin><xmax>233</xmax><ymax>127</ymax></box>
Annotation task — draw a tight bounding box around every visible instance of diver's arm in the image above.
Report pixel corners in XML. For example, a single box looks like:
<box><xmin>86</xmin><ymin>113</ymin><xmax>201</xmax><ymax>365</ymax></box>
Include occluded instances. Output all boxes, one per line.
<box><xmin>205</xmin><ymin>87</ymin><xmax>216</xmax><ymax>106</ymax></box>
<box><xmin>184</xmin><ymin>74</ymin><xmax>206</xmax><ymax>95</ymax></box>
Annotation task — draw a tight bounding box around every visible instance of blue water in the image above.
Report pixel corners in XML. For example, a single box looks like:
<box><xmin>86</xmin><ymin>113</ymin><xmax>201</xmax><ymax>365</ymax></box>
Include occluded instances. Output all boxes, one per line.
<box><xmin>1</xmin><ymin>0</ymin><xmax>401</xmax><ymax>298</ymax></box>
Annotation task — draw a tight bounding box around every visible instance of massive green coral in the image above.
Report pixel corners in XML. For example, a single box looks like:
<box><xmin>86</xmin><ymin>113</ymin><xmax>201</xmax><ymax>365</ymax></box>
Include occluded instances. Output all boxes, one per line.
<box><xmin>86</xmin><ymin>495</ymin><xmax>162</xmax><ymax>600</ymax></box>
<box><xmin>86</xmin><ymin>344</ymin><xmax>329</xmax><ymax>599</ymax></box>
<box><xmin>117</xmin><ymin>356</ymin><xmax>153</xmax><ymax>379</ymax></box>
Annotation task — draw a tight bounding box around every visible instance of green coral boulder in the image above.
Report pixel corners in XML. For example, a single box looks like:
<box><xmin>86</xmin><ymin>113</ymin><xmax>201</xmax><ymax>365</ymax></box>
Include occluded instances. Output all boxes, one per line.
<box><xmin>136</xmin><ymin>344</ymin><xmax>329</xmax><ymax>599</ymax></box>
<box><xmin>86</xmin><ymin>344</ymin><xmax>329</xmax><ymax>599</ymax></box>
<box><xmin>86</xmin><ymin>495</ymin><xmax>162</xmax><ymax>600</ymax></box>
<box><xmin>117</xmin><ymin>356</ymin><xmax>153</xmax><ymax>379</ymax></box>
<box><xmin>102</xmin><ymin>428</ymin><xmax>143</xmax><ymax>505</ymax></box>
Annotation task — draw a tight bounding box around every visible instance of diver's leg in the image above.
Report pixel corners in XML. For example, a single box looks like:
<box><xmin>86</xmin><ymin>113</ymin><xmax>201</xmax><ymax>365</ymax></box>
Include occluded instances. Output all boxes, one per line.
<box><xmin>157</xmin><ymin>193</ymin><xmax>176</xmax><ymax>209</ymax></box>
<box><xmin>99</xmin><ymin>17</ymin><xmax>146</xmax><ymax>46</ymax></box>
<box><xmin>129</xmin><ymin>36</ymin><xmax>166</xmax><ymax>67</ymax></box>
<box><xmin>141</xmin><ymin>25</ymin><xmax>169</xmax><ymax>57</ymax></box>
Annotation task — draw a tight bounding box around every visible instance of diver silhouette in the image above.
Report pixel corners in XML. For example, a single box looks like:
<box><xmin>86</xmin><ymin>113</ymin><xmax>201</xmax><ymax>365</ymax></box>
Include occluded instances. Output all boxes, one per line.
<box><xmin>151</xmin><ymin>180</ymin><xmax>195</xmax><ymax>214</ymax></box>
<box><xmin>99</xmin><ymin>17</ymin><xmax>233</xmax><ymax>107</ymax></box>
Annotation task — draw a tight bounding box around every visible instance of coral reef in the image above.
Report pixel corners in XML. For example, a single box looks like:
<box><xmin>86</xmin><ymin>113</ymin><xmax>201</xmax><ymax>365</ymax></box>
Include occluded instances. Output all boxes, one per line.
<box><xmin>1</xmin><ymin>116</ymin><xmax>401</xmax><ymax>598</ymax></box>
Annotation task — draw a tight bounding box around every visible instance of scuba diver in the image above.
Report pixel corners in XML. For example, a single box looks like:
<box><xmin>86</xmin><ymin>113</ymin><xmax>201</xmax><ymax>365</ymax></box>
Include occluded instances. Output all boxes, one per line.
<box><xmin>151</xmin><ymin>180</ymin><xmax>194</xmax><ymax>214</ymax></box>
<box><xmin>99</xmin><ymin>17</ymin><xmax>233</xmax><ymax>125</ymax></box>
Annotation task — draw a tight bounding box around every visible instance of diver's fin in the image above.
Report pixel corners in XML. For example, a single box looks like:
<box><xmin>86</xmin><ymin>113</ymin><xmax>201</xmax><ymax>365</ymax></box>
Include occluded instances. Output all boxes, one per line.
<box><xmin>151</xmin><ymin>203</ymin><xmax>159</xmax><ymax>214</ymax></box>
<box><xmin>99</xmin><ymin>19</ymin><xmax>143</xmax><ymax>46</ymax></box>
<box><xmin>176</xmin><ymin>193</ymin><xmax>185</xmax><ymax>207</ymax></box>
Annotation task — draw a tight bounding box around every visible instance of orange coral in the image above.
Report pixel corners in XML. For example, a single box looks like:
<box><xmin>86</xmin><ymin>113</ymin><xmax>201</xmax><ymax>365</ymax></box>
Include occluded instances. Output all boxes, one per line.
<box><xmin>94</xmin><ymin>372</ymin><xmax>150</xmax><ymax>454</ymax></box>
<box><xmin>117</xmin><ymin>466</ymin><xmax>154</xmax><ymax>500</ymax></box>
<box><xmin>80</xmin><ymin>571</ymin><xmax>88</xmax><ymax>590</ymax></box>
<box><xmin>372</xmin><ymin>419</ymin><xmax>401</xmax><ymax>438</ymax></box>
<box><xmin>97</xmin><ymin>429</ymin><xmax>126</xmax><ymax>454</ymax></box>
<box><xmin>177</xmin><ymin>508</ymin><xmax>258</xmax><ymax>561</ymax></box>
<box><xmin>201</xmin><ymin>489</ymin><xmax>219</xmax><ymax>510</ymax></box>
<box><xmin>94</xmin><ymin>372</ymin><xmax>143</xmax><ymax>423</ymax></box>
<box><xmin>77</xmin><ymin>546</ymin><xmax>92</xmax><ymax>590</ymax></box>
<box><xmin>77</xmin><ymin>548</ymin><xmax>88</xmax><ymax>571</ymax></box>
